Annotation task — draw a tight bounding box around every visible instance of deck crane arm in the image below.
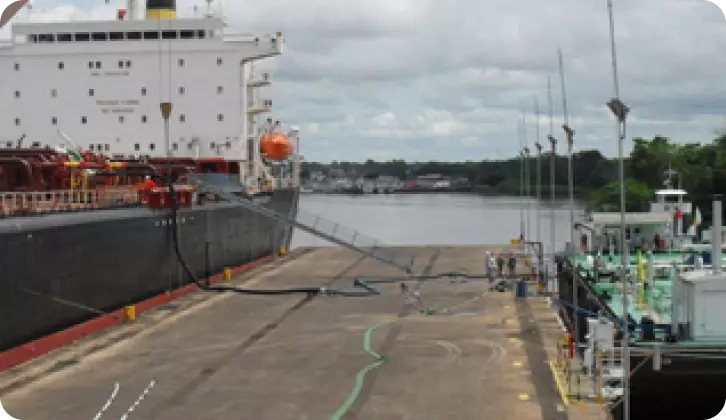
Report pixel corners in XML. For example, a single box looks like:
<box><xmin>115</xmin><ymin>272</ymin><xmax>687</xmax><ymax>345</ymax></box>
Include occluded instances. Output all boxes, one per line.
<box><xmin>0</xmin><ymin>0</ymin><xmax>28</xmax><ymax>29</ymax></box>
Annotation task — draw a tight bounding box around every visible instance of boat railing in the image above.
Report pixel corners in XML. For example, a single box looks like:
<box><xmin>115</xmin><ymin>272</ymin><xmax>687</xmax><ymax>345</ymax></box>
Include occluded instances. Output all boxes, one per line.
<box><xmin>0</xmin><ymin>187</ymin><xmax>140</xmax><ymax>217</ymax></box>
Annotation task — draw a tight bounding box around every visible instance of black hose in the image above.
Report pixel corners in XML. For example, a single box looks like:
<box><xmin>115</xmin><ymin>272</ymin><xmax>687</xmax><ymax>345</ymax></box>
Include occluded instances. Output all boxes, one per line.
<box><xmin>164</xmin><ymin>176</ymin><xmax>322</xmax><ymax>297</ymax></box>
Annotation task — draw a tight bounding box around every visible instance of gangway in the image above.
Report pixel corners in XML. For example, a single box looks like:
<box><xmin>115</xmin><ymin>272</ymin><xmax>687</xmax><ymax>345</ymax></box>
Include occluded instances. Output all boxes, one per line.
<box><xmin>206</xmin><ymin>187</ymin><xmax>416</xmax><ymax>275</ymax></box>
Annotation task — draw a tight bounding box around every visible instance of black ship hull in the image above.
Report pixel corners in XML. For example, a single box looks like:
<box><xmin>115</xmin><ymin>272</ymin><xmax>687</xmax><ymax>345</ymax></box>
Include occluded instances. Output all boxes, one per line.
<box><xmin>0</xmin><ymin>188</ymin><xmax>298</xmax><ymax>352</ymax></box>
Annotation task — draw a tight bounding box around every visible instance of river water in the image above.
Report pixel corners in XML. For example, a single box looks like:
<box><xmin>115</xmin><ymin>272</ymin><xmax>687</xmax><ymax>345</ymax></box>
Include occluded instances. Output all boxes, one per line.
<box><xmin>290</xmin><ymin>193</ymin><xmax>584</xmax><ymax>252</ymax></box>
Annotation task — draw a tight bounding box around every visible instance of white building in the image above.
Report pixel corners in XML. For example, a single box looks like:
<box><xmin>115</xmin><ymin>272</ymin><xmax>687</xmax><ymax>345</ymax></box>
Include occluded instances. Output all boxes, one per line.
<box><xmin>0</xmin><ymin>3</ymin><xmax>284</xmax><ymax>182</ymax></box>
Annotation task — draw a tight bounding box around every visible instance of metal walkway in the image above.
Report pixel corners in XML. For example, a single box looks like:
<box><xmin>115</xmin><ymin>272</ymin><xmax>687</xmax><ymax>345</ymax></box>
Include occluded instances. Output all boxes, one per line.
<box><xmin>209</xmin><ymin>188</ymin><xmax>416</xmax><ymax>275</ymax></box>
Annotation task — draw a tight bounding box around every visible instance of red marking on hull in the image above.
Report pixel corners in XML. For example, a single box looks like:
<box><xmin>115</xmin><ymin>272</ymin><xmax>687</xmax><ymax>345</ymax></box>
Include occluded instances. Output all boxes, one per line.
<box><xmin>0</xmin><ymin>255</ymin><xmax>273</xmax><ymax>373</ymax></box>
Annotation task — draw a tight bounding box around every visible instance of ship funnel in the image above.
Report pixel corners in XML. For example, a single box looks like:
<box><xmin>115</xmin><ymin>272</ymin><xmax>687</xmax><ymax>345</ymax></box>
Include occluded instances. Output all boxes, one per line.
<box><xmin>146</xmin><ymin>0</ymin><xmax>176</xmax><ymax>20</ymax></box>
<box><xmin>713</xmin><ymin>195</ymin><xmax>722</xmax><ymax>274</ymax></box>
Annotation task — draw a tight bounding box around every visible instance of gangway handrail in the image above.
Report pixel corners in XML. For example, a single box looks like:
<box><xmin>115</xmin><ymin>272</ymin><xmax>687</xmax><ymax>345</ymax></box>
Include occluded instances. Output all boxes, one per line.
<box><xmin>208</xmin><ymin>187</ymin><xmax>415</xmax><ymax>275</ymax></box>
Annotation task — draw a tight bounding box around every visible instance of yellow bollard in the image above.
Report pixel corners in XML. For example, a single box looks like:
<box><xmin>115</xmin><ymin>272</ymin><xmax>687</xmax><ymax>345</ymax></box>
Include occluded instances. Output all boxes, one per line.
<box><xmin>279</xmin><ymin>246</ymin><xmax>287</xmax><ymax>256</ymax></box>
<box><xmin>223</xmin><ymin>267</ymin><xmax>232</xmax><ymax>281</ymax></box>
<box><xmin>123</xmin><ymin>305</ymin><xmax>136</xmax><ymax>322</ymax></box>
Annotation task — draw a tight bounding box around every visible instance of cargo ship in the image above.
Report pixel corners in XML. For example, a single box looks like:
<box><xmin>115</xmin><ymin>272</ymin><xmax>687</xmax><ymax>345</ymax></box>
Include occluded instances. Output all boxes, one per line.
<box><xmin>555</xmin><ymin>181</ymin><xmax>726</xmax><ymax>420</ymax></box>
<box><xmin>0</xmin><ymin>0</ymin><xmax>301</xmax><ymax>356</ymax></box>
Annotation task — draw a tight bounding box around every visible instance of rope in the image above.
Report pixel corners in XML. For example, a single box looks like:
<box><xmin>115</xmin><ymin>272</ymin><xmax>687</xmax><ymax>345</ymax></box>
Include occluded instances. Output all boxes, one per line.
<box><xmin>329</xmin><ymin>323</ymin><xmax>389</xmax><ymax>420</ymax></box>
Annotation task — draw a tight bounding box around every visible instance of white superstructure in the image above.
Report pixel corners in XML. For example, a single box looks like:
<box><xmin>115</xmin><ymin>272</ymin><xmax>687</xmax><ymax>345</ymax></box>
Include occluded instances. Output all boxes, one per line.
<box><xmin>0</xmin><ymin>1</ymin><xmax>286</xmax><ymax>184</ymax></box>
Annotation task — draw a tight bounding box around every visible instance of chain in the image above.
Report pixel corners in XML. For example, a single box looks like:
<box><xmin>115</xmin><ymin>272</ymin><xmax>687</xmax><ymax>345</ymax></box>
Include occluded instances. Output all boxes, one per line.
<box><xmin>92</xmin><ymin>383</ymin><xmax>120</xmax><ymax>420</ymax></box>
<box><xmin>119</xmin><ymin>379</ymin><xmax>157</xmax><ymax>420</ymax></box>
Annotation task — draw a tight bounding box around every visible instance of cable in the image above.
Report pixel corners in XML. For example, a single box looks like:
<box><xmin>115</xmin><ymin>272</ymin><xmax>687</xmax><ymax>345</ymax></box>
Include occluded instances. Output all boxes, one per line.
<box><xmin>329</xmin><ymin>322</ymin><xmax>389</xmax><ymax>420</ymax></box>
<box><xmin>164</xmin><ymin>177</ymin><xmax>374</xmax><ymax>297</ymax></box>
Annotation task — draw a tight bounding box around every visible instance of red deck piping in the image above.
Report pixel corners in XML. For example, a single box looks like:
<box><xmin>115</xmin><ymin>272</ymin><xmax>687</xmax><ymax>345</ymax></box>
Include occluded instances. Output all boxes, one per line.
<box><xmin>0</xmin><ymin>254</ymin><xmax>273</xmax><ymax>373</ymax></box>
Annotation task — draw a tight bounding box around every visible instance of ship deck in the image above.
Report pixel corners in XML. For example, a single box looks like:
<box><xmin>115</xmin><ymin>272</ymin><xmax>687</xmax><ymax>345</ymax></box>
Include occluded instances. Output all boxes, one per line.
<box><xmin>0</xmin><ymin>246</ymin><xmax>607</xmax><ymax>420</ymax></box>
<box><xmin>563</xmin><ymin>251</ymin><xmax>726</xmax><ymax>347</ymax></box>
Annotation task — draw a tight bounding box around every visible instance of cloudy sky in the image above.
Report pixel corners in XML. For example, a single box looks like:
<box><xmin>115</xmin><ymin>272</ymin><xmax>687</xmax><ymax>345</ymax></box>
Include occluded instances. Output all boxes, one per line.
<box><xmin>8</xmin><ymin>0</ymin><xmax>726</xmax><ymax>162</ymax></box>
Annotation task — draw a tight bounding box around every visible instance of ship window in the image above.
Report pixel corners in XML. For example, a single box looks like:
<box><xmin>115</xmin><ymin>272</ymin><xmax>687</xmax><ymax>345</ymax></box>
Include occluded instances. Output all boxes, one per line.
<box><xmin>14</xmin><ymin>118</ymin><xmax>20</xmax><ymax>126</ymax></box>
<box><xmin>105</xmin><ymin>144</ymin><xmax>110</xmax><ymax>151</ymax></box>
<box><xmin>149</xmin><ymin>143</ymin><xmax>156</xmax><ymax>151</ymax></box>
<box><xmin>13</xmin><ymin>63</ymin><xmax>19</xmax><ymax>71</ymax></box>
<box><xmin>216</xmin><ymin>57</ymin><xmax>223</xmax><ymax>66</ymax></box>
<box><xmin>89</xmin><ymin>144</ymin><xmax>95</xmax><ymax>151</ymax></box>
<box><xmin>81</xmin><ymin>116</ymin><xmax>87</xmax><ymax>124</ymax></box>
<box><xmin>118</xmin><ymin>115</ymin><xmax>125</xmax><ymax>123</ymax></box>
<box><xmin>118</xmin><ymin>60</ymin><xmax>124</xmax><ymax>68</ymax></box>
<box><xmin>95</xmin><ymin>61</ymin><xmax>101</xmax><ymax>69</ymax></box>
<box><xmin>178</xmin><ymin>86</ymin><xmax>185</xmax><ymax>95</ymax></box>
<box><xmin>51</xmin><ymin>117</ymin><xmax>57</xmax><ymax>125</ymax></box>
<box><xmin>178</xmin><ymin>58</ymin><xmax>185</xmax><ymax>67</ymax></box>
<box><xmin>88</xmin><ymin>61</ymin><xmax>93</xmax><ymax>69</ymax></box>
<box><xmin>179</xmin><ymin>114</ymin><xmax>185</xmax><ymax>122</ymax></box>
<box><xmin>196</xmin><ymin>30</ymin><xmax>205</xmax><ymax>39</ymax></box>
<box><xmin>125</xmin><ymin>60</ymin><xmax>131</xmax><ymax>68</ymax></box>
<box><xmin>96</xmin><ymin>143</ymin><xmax>103</xmax><ymax>151</ymax></box>
<box><xmin>141</xmin><ymin>115</ymin><xmax>147</xmax><ymax>123</ymax></box>
<box><xmin>172</xmin><ymin>142</ymin><xmax>178</xmax><ymax>150</ymax></box>
<box><xmin>217</xmin><ymin>86</ymin><xmax>223</xmax><ymax>94</ymax></box>
<box><xmin>28</xmin><ymin>34</ymin><xmax>37</xmax><ymax>43</ymax></box>
<box><xmin>91</xmin><ymin>32</ymin><xmax>107</xmax><ymax>41</ymax></box>
<box><xmin>187</xmin><ymin>143</ymin><xmax>193</xmax><ymax>150</ymax></box>
<box><xmin>58</xmin><ymin>61</ymin><xmax>64</xmax><ymax>70</ymax></box>
<box><xmin>134</xmin><ymin>143</ymin><xmax>140</xmax><ymax>151</ymax></box>
<box><xmin>13</xmin><ymin>90</ymin><xmax>19</xmax><ymax>98</ymax></box>
<box><xmin>31</xmin><ymin>142</ymin><xmax>40</xmax><ymax>148</ymax></box>
<box><xmin>217</xmin><ymin>114</ymin><xmax>224</xmax><ymax>122</ymax></box>
<box><xmin>225</xmin><ymin>141</ymin><xmax>232</xmax><ymax>149</ymax></box>
<box><xmin>210</xmin><ymin>142</ymin><xmax>215</xmax><ymax>149</ymax></box>
<box><xmin>141</xmin><ymin>87</ymin><xmax>147</xmax><ymax>96</ymax></box>
<box><xmin>143</xmin><ymin>31</ymin><xmax>159</xmax><ymax>40</ymax></box>
<box><xmin>180</xmin><ymin>30</ymin><xmax>194</xmax><ymax>39</ymax></box>
<box><xmin>127</xmin><ymin>32</ymin><xmax>141</xmax><ymax>40</ymax></box>
<box><xmin>5</xmin><ymin>141</ymin><xmax>11</xmax><ymax>147</ymax></box>
<box><xmin>51</xmin><ymin>89</ymin><xmax>57</xmax><ymax>98</ymax></box>
<box><xmin>162</xmin><ymin>30</ymin><xmax>176</xmax><ymax>40</ymax></box>
<box><xmin>38</xmin><ymin>34</ymin><xmax>54</xmax><ymax>43</ymax></box>
<box><xmin>88</xmin><ymin>89</ymin><xmax>95</xmax><ymax>96</ymax></box>
<box><xmin>57</xmin><ymin>33</ymin><xmax>72</xmax><ymax>42</ymax></box>
<box><xmin>109</xmin><ymin>32</ymin><xmax>124</xmax><ymax>41</ymax></box>
<box><xmin>75</xmin><ymin>33</ymin><xmax>90</xmax><ymax>42</ymax></box>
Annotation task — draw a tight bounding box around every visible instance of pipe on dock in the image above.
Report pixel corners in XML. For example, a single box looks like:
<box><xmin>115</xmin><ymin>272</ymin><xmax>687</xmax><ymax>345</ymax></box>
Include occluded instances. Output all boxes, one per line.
<box><xmin>713</xmin><ymin>195</ymin><xmax>722</xmax><ymax>275</ymax></box>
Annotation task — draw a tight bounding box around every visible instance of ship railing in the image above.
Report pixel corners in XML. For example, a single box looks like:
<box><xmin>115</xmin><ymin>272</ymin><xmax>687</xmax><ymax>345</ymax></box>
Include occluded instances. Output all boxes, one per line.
<box><xmin>0</xmin><ymin>187</ymin><xmax>140</xmax><ymax>217</ymax></box>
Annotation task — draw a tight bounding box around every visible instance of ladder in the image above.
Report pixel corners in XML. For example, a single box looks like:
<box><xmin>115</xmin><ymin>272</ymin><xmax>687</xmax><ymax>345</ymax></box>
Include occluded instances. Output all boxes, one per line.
<box><xmin>207</xmin><ymin>187</ymin><xmax>416</xmax><ymax>275</ymax></box>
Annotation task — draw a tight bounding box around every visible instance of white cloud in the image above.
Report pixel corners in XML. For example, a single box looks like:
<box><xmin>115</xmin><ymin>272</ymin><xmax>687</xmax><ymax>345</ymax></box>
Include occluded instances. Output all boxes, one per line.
<box><xmin>10</xmin><ymin>0</ymin><xmax>726</xmax><ymax>161</ymax></box>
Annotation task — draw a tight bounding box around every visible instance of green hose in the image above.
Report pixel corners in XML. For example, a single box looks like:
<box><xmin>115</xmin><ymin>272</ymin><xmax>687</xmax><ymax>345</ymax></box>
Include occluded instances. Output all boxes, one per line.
<box><xmin>330</xmin><ymin>322</ymin><xmax>389</xmax><ymax>420</ymax></box>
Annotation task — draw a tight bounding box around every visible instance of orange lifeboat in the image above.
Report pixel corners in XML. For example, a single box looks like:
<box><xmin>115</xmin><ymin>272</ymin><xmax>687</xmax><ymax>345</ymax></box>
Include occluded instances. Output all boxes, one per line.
<box><xmin>260</xmin><ymin>132</ymin><xmax>293</xmax><ymax>161</ymax></box>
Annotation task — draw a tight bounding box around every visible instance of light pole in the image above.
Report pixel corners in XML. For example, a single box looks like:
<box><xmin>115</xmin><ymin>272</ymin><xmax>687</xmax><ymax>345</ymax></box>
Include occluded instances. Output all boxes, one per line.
<box><xmin>606</xmin><ymin>0</ymin><xmax>631</xmax><ymax>418</ymax></box>
<box><xmin>525</xmin><ymin>145</ymin><xmax>531</xmax><ymax>244</ymax></box>
<box><xmin>519</xmin><ymin>119</ymin><xmax>525</xmax><ymax>241</ymax></box>
<box><xmin>535</xmin><ymin>98</ymin><xmax>542</xmax><ymax>250</ymax></box>
<box><xmin>558</xmin><ymin>48</ymin><xmax>576</xmax><ymax>254</ymax></box>
<box><xmin>520</xmin><ymin>147</ymin><xmax>525</xmax><ymax>241</ymax></box>
<box><xmin>547</xmin><ymin>77</ymin><xmax>557</xmax><ymax>293</ymax></box>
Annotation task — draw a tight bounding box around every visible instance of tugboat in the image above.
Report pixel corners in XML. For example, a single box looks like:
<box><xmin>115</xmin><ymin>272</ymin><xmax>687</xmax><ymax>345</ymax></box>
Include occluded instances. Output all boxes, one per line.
<box><xmin>0</xmin><ymin>0</ymin><xmax>301</xmax><ymax>359</ymax></box>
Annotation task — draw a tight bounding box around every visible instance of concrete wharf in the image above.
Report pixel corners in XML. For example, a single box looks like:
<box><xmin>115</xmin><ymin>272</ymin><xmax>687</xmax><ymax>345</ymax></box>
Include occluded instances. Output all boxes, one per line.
<box><xmin>0</xmin><ymin>246</ymin><xmax>611</xmax><ymax>420</ymax></box>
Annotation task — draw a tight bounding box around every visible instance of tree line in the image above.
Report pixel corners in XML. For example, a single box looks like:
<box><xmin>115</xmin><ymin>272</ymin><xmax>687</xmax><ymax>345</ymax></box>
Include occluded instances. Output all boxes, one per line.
<box><xmin>302</xmin><ymin>134</ymin><xmax>726</xmax><ymax>223</ymax></box>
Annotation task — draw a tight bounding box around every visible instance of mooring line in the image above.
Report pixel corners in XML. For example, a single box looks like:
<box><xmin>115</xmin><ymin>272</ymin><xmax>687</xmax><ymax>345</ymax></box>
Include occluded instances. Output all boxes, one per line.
<box><xmin>92</xmin><ymin>382</ymin><xmax>120</xmax><ymax>420</ymax></box>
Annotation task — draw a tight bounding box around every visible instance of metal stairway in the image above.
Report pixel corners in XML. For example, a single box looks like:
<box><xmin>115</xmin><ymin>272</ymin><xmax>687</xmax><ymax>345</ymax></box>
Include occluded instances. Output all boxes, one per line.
<box><xmin>206</xmin><ymin>187</ymin><xmax>416</xmax><ymax>275</ymax></box>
